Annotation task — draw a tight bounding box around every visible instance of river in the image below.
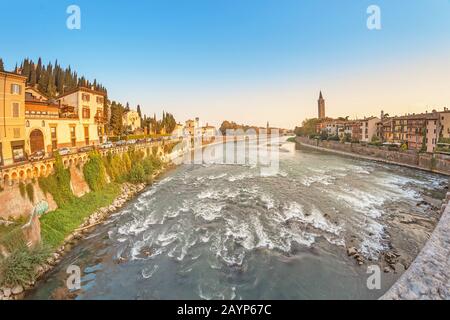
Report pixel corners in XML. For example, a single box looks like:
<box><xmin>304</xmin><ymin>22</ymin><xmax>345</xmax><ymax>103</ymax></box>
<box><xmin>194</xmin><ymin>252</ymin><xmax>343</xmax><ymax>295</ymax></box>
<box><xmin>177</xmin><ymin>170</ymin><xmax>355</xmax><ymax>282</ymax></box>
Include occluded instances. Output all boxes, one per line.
<box><xmin>26</xmin><ymin>140</ymin><xmax>447</xmax><ymax>300</ymax></box>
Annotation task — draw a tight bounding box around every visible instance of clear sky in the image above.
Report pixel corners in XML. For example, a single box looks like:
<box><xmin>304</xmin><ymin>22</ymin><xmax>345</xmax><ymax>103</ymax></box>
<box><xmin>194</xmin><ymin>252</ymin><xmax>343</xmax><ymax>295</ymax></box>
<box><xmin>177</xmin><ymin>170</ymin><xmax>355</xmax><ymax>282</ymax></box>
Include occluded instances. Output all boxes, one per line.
<box><xmin>1</xmin><ymin>0</ymin><xmax>449</xmax><ymax>128</ymax></box>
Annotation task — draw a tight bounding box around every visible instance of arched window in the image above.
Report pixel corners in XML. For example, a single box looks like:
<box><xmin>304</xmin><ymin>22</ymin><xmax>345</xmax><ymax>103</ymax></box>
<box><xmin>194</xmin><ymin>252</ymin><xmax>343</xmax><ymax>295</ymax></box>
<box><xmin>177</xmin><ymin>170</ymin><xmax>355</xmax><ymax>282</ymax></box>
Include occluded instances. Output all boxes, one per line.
<box><xmin>26</xmin><ymin>120</ymin><xmax>30</xmax><ymax>127</ymax></box>
<box><xmin>42</xmin><ymin>120</ymin><xmax>45</xmax><ymax>127</ymax></box>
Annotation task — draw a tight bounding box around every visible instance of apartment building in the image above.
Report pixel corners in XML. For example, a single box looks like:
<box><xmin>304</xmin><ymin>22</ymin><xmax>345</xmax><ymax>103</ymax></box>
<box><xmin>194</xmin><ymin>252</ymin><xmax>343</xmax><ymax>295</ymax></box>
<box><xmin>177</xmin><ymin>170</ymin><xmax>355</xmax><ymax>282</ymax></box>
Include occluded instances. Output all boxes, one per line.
<box><xmin>0</xmin><ymin>71</ymin><xmax>27</xmax><ymax>166</ymax></box>
<box><xmin>56</xmin><ymin>87</ymin><xmax>107</xmax><ymax>146</ymax></box>
<box><xmin>358</xmin><ymin>117</ymin><xmax>380</xmax><ymax>143</ymax></box>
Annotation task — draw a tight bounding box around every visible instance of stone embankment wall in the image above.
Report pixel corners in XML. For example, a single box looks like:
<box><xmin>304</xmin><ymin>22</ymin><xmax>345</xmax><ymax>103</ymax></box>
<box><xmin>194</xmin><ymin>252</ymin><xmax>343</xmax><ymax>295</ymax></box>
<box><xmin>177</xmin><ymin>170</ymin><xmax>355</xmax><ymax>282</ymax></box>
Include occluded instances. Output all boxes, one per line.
<box><xmin>295</xmin><ymin>137</ymin><xmax>450</xmax><ymax>300</ymax></box>
<box><xmin>297</xmin><ymin>137</ymin><xmax>450</xmax><ymax>175</ymax></box>
<box><xmin>0</xmin><ymin>140</ymin><xmax>172</xmax><ymax>219</ymax></box>
<box><xmin>381</xmin><ymin>194</ymin><xmax>450</xmax><ymax>300</ymax></box>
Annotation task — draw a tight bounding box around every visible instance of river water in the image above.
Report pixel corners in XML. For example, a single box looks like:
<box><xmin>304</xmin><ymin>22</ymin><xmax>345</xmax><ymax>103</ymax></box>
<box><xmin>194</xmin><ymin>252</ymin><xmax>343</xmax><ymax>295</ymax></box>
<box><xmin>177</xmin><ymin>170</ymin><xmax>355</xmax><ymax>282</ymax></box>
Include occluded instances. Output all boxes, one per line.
<box><xmin>26</xmin><ymin>140</ymin><xmax>447</xmax><ymax>300</ymax></box>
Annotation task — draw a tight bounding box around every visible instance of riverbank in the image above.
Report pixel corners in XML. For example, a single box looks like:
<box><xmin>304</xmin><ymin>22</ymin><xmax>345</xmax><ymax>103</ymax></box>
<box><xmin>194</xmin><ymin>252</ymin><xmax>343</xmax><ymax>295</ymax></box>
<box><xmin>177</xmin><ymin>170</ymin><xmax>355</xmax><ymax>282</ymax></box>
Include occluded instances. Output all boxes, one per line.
<box><xmin>295</xmin><ymin>137</ymin><xmax>450</xmax><ymax>300</ymax></box>
<box><xmin>296</xmin><ymin>137</ymin><xmax>450</xmax><ymax>176</ymax></box>
<box><xmin>0</xmin><ymin>164</ymin><xmax>172</xmax><ymax>300</ymax></box>
<box><xmin>381</xmin><ymin>192</ymin><xmax>450</xmax><ymax>299</ymax></box>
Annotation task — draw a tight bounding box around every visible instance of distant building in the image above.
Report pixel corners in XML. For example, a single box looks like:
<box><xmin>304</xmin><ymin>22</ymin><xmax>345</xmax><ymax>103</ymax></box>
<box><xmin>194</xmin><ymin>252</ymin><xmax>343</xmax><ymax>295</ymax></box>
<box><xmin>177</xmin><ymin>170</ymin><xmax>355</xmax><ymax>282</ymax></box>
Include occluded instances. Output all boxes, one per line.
<box><xmin>122</xmin><ymin>110</ymin><xmax>142</xmax><ymax>134</ymax></box>
<box><xmin>318</xmin><ymin>91</ymin><xmax>325</xmax><ymax>120</ymax></box>
<box><xmin>171</xmin><ymin>123</ymin><xmax>185</xmax><ymax>137</ymax></box>
<box><xmin>185</xmin><ymin>117</ymin><xmax>200</xmax><ymax>136</ymax></box>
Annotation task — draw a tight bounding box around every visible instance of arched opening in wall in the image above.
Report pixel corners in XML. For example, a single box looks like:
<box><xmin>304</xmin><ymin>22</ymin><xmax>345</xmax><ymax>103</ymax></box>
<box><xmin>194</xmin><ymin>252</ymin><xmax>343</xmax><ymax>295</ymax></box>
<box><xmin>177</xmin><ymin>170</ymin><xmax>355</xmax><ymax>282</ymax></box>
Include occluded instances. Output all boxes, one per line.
<box><xmin>40</xmin><ymin>165</ymin><xmax>46</xmax><ymax>176</ymax></box>
<box><xmin>26</xmin><ymin>169</ymin><xmax>32</xmax><ymax>179</ymax></box>
<box><xmin>33</xmin><ymin>167</ymin><xmax>39</xmax><ymax>177</ymax></box>
<box><xmin>46</xmin><ymin>164</ymin><xmax>53</xmax><ymax>175</ymax></box>
<box><xmin>11</xmin><ymin>172</ymin><xmax>18</xmax><ymax>183</ymax></box>
<box><xmin>69</xmin><ymin>159</ymin><xmax>73</xmax><ymax>167</ymax></box>
<box><xmin>19</xmin><ymin>170</ymin><xmax>25</xmax><ymax>180</ymax></box>
<box><xmin>64</xmin><ymin>160</ymin><xmax>68</xmax><ymax>167</ymax></box>
<box><xmin>3</xmin><ymin>174</ymin><xmax>10</xmax><ymax>186</ymax></box>
<box><xmin>30</xmin><ymin>129</ymin><xmax>45</xmax><ymax>154</ymax></box>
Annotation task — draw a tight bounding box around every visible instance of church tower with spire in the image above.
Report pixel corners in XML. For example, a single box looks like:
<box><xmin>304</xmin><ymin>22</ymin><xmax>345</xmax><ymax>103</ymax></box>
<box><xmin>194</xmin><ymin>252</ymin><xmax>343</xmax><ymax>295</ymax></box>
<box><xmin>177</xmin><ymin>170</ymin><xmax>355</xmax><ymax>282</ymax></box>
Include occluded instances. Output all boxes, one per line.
<box><xmin>318</xmin><ymin>91</ymin><xmax>325</xmax><ymax>119</ymax></box>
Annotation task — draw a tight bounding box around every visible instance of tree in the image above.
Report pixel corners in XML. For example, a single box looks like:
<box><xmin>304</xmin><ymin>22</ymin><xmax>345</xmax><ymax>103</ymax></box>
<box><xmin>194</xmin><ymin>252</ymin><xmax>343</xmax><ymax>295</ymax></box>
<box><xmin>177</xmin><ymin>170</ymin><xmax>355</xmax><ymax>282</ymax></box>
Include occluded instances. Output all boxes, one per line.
<box><xmin>0</xmin><ymin>58</ymin><xmax>4</xmax><ymax>71</ymax></box>
<box><xmin>137</xmin><ymin>104</ymin><xmax>142</xmax><ymax>118</ymax></box>
<box><xmin>109</xmin><ymin>101</ymin><xmax>124</xmax><ymax>136</ymax></box>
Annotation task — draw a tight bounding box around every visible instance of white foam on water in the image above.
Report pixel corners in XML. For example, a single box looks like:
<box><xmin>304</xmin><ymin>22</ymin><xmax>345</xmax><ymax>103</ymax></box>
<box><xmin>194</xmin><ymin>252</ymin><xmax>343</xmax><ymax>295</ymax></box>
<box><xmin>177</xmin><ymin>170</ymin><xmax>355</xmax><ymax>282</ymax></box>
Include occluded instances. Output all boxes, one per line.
<box><xmin>282</xmin><ymin>203</ymin><xmax>342</xmax><ymax>237</ymax></box>
<box><xmin>142</xmin><ymin>265</ymin><xmax>159</xmax><ymax>279</ymax></box>
<box><xmin>208</xmin><ymin>173</ymin><xmax>227</xmax><ymax>180</ymax></box>
<box><xmin>227</xmin><ymin>172</ymin><xmax>254</xmax><ymax>182</ymax></box>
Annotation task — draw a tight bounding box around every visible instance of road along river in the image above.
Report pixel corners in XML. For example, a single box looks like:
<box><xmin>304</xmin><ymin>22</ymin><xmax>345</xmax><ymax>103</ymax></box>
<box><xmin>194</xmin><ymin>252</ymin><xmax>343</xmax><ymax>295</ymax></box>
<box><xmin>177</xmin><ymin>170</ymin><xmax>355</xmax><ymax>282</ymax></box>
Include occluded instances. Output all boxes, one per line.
<box><xmin>26</xmin><ymin>140</ymin><xmax>447</xmax><ymax>299</ymax></box>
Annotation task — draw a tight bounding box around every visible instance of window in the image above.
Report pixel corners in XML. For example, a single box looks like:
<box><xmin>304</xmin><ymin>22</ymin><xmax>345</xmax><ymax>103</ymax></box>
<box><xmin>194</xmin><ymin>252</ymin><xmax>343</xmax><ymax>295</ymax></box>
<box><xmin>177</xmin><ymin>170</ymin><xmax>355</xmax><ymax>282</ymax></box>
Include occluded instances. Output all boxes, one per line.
<box><xmin>12</xmin><ymin>103</ymin><xmax>20</xmax><ymax>117</ymax></box>
<box><xmin>26</xmin><ymin>120</ymin><xmax>30</xmax><ymax>127</ymax></box>
<box><xmin>82</xmin><ymin>107</ymin><xmax>90</xmax><ymax>119</ymax></box>
<box><xmin>42</xmin><ymin>120</ymin><xmax>45</xmax><ymax>127</ymax></box>
<box><xmin>70</xmin><ymin>126</ymin><xmax>76</xmax><ymax>147</ymax></box>
<box><xmin>82</xmin><ymin>93</ymin><xmax>90</xmax><ymax>102</ymax></box>
<box><xmin>84</xmin><ymin>126</ymin><xmax>89</xmax><ymax>145</ymax></box>
<box><xmin>13</xmin><ymin>128</ymin><xmax>20</xmax><ymax>138</ymax></box>
<box><xmin>11</xmin><ymin>84</ymin><xmax>21</xmax><ymax>95</ymax></box>
<box><xmin>96</xmin><ymin>97</ymin><xmax>104</xmax><ymax>104</ymax></box>
<box><xmin>50</xmin><ymin>126</ymin><xmax>57</xmax><ymax>150</ymax></box>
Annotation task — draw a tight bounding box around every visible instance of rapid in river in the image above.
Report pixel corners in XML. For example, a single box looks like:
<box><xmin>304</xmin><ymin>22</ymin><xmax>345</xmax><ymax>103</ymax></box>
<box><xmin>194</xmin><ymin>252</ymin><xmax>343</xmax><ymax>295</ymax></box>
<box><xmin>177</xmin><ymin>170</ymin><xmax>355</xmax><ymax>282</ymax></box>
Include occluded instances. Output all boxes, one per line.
<box><xmin>26</xmin><ymin>139</ymin><xmax>447</xmax><ymax>300</ymax></box>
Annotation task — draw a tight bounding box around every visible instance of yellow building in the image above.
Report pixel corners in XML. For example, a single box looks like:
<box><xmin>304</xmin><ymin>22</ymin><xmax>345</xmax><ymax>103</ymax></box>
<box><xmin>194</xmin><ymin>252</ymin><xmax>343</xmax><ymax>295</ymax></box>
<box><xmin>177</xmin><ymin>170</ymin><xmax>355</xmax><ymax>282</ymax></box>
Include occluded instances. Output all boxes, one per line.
<box><xmin>56</xmin><ymin>87</ymin><xmax>107</xmax><ymax>146</ymax></box>
<box><xmin>122</xmin><ymin>110</ymin><xmax>142</xmax><ymax>134</ymax></box>
<box><xmin>23</xmin><ymin>87</ymin><xmax>107</xmax><ymax>155</ymax></box>
<box><xmin>0</xmin><ymin>71</ymin><xmax>27</xmax><ymax>166</ymax></box>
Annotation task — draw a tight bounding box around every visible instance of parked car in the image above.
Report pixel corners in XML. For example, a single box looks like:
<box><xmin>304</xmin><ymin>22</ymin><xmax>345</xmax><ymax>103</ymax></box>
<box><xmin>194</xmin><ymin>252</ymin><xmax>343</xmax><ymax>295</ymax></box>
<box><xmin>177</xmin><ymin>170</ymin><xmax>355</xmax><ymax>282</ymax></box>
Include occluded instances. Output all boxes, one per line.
<box><xmin>127</xmin><ymin>139</ymin><xmax>137</xmax><ymax>145</ymax></box>
<box><xmin>78</xmin><ymin>145</ymin><xmax>94</xmax><ymax>153</ymax></box>
<box><xmin>100</xmin><ymin>142</ymin><xmax>114</xmax><ymax>149</ymax></box>
<box><xmin>57</xmin><ymin>147</ymin><xmax>72</xmax><ymax>156</ymax></box>
<box><xmin>116</xmin><ymin>140</ymin><xmax>127</xmax><ymax>146</ymax></box>
<box><xmin>29</xmin><ymin>150</ymin><xmax>45</xmax><ymax>161</ymax></box>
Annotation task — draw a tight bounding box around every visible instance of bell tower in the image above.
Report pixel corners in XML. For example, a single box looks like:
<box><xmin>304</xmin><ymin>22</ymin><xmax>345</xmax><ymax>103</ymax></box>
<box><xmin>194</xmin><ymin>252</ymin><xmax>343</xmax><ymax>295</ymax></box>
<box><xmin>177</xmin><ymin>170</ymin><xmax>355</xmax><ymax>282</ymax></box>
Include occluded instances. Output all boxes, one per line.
<box><xmin>318</xmin><ymin>91</ymin><xmax>325</xmax><ymax>119</ymax></box>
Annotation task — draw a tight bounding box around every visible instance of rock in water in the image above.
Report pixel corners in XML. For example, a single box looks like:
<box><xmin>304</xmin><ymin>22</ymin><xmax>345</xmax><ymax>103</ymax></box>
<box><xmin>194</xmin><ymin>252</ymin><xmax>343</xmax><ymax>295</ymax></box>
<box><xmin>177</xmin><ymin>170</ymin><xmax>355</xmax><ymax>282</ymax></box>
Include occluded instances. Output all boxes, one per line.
<box><xmin>347</xmin><ymin>247</ymin><xmax>357</xmax><ymax>256</ymax></box>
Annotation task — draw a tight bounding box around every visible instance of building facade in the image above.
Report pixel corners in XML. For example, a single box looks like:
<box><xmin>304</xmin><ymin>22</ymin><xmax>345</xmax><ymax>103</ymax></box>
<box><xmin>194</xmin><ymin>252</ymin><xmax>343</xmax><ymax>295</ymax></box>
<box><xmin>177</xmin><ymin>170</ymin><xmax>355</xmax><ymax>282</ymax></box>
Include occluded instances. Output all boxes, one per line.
<box><xmin>122</xmin><ymin>110</ymin><xmax>142</xmax><ymax>134</ymax></box>
<box><xmin>56</xmin><ymin>87</ymin><xmax>107</xmax><ymax>146</ymax></box>
<box><xmin>0</xmin><ymin>71</ymin><xmax>27</xmax><ymax>166</ymax></box>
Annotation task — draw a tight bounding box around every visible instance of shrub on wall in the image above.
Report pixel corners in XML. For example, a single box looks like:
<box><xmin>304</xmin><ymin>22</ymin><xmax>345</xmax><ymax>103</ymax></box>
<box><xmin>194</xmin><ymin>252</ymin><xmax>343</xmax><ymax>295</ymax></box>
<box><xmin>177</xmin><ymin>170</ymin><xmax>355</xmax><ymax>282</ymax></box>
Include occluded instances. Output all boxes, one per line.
<box><xmin>128</xmin><ymin>163</ymin><xmax>146</xmax><ymax>183</ymax></box>
<box><xmin>38</xmin><ymin>153</ymin><xmax>73</xmax><ymax>207</ymax></box>
<box><xmin>26</xmin><ymin>183</ymin><xmax>34</xmax><ymax>203</ymax></box>
<box><xmin>83</xmin><ymin>151</ymin><xmax>108</xmax><ymax>192</ymax></box>
<box><xmin>19</xmin><ymin>182</ymin><xmax>26</xmax><ymax>198</ymax></box>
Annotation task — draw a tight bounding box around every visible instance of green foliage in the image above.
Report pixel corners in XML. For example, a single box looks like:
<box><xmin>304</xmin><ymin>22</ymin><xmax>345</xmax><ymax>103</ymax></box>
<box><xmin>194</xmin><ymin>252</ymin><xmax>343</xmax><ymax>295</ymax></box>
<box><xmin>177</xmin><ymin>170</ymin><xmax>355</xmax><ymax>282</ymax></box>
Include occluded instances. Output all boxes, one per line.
<box><xmin>152</xmin><ymin>146</ymin><xmax>158</xmax><ymax>156</ymax></box>
<box><xmin>286</xmin><ymin>137</ymin><xmax>296</xmax><ymax>143</ymax></box>
<box><xmin>15</xmin><ymin>57</ymin><xmax>106</xmax><ymax>99</ymax></box>
<box><xmin>40</xmin><ymin>184</ymin><xmax>120</xmax><ymax>248</ymax></box>
<box><xmin>26</xmin><ymin>183</ymin><xmax>35</xmax><ymax>203</ymax></box>
<box><xmin>19</xmin><ymin>182</ymin><xmax>26</xmax><ymax>198</ymax></box>
<box><xmin>295</xmin><ymin>118</ymin><xmax>321</xmax><ymax>137</ymax></box>
<box><xmin>83</xmin><ymin>151</ymin><xmax>108</xmax><ymax>192</ymax></box>
<box><xmin>327</xmin><ymin>135</ymin><xmax>340</xmax><ymax>141</ymax></box>
<box><xmin>0</xmin><ymin>225</ymin><xmax>26</xmax><ymax>254</ymax></box>
<box><xmin>38</xmin><ymin>153</ymin><xmax>73</xmax><ymax>207</ymax></box>
<box><xmin>0</xmin><ymin>245</ymin><xmax>50</xmax><ymax>287</ymax></box>
<box><xmin>123</xmin><ymin>153</ymin><xmax>132</xmax><ymax>171</ymax></box>
<box><xmin>128</xmin><ymin>163</ymin><xmax>146</xmax><ymax>183</ymax></box>
<box><xmin>341</xmin><ymin>133</ymin><xmax>352</xmax><ymax>143</ymax></box>
<box><xmin>400</xmin><ymin>143</ymin><xmax>408</xmax><ymax>151</ymax></box>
